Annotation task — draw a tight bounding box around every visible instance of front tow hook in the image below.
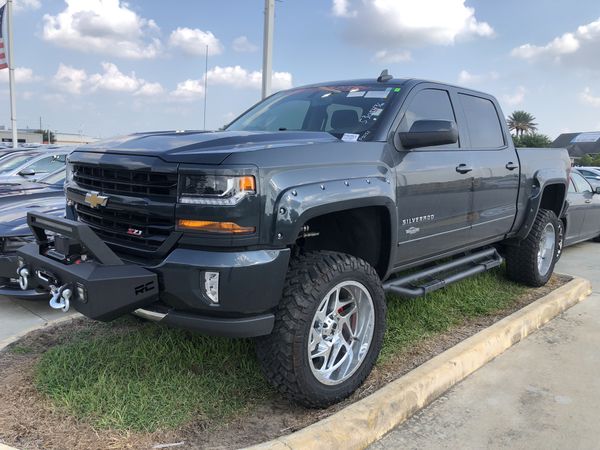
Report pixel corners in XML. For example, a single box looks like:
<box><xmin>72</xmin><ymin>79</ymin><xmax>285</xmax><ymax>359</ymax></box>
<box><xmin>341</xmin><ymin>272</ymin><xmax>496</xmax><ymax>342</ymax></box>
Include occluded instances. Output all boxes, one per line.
<box><xmin>17</xmin><ymin>267</ymin><xmax>30</xmax><ymax>291</ymax></box>
<box><xmin>49</xmin><ymin>284</ymin><xmax>72</xmax><ymax>313</ymax></box>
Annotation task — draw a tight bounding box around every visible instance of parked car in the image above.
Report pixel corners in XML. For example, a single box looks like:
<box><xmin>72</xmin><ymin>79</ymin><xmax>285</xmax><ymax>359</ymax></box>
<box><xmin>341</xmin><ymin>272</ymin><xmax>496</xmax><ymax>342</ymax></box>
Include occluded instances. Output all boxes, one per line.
<box><xmin>16</xmin><ymin>74</ymin><xmax>570</xmax><ymax>407</ymax></box>
<box><xmin>557</xmin><ymin>169</ymin><xmax>600</xmax><ymax>257</ymax></box>
<box><xmin>0</xmin><ymin>197</ymin><xmax>65</xmax><ymax>299</ymax></box>
<box><xmin>575</xmin><ymin>166</ymin><xmax>600</xmax><ymax>189</ymax></box>
<box><xmin>0</xmin><ymin>148</ymin><xmax>69</xmax><ymax>183</ymax></box>
<box><xmin>0</xmin><ymin>168</ymin><xmax>65</xmax><ymax>195</ymax></box>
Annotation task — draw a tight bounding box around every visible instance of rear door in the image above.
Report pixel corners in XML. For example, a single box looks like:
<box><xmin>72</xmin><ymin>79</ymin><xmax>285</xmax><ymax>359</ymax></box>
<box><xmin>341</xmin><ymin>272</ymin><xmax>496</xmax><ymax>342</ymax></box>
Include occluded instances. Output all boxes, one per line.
<box><xmin>455</xmin><ymin>92</ymin><xmax>520</xmax><ymax>244</ymax></box>
<box><xmin>393</xmin><ymin>86</ymin><xmax>473</xmax><ymax>266</ymax></box>
<box><xmin>570</xmin><ymin>172</ymin><xmax>600</xmax><ymax>240</ymax></box>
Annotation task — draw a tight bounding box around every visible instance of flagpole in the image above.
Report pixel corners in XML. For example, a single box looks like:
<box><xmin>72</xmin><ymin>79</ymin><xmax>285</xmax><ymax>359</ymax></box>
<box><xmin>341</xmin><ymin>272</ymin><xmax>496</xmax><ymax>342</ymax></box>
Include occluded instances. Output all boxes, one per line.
<box><xmin>6</xmin><ymin>0</ymin><xmax>17</xmax><ymax>147</ymax></box>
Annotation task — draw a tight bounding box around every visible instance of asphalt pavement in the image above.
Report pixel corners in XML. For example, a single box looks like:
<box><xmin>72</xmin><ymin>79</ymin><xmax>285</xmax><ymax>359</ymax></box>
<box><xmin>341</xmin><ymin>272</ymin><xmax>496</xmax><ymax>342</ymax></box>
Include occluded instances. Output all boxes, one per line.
<box><xmin>371</xmin><ymin>241</ymin><xmax>600</xmax><ymax>450</ymax></box>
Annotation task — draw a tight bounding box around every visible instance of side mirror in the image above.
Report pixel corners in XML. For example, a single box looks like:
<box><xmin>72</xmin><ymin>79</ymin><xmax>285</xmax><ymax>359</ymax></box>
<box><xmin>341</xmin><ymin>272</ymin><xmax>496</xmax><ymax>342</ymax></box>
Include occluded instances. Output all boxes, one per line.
<box><xmin>397</xmin><ymin>120</ymin><xmax>458</xmax><ymax>150</ymax></box>
<box><xmin>18</xmin><ymin>168</ymin><xmax>36</xmax><ymax>177</ymax></box>
<box><xmin>595</xmin><ymin>186</ymin><xmax>600</xmax><ymax>195</ymax></box>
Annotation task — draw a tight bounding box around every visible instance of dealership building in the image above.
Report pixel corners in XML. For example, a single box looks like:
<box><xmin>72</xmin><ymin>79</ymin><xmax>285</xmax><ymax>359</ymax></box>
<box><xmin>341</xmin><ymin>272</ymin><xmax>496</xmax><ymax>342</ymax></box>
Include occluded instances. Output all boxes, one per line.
<box><xmin>0</xmin><ymin>128</ymin><xmax>98</xmax><ymax>145</ymax></box>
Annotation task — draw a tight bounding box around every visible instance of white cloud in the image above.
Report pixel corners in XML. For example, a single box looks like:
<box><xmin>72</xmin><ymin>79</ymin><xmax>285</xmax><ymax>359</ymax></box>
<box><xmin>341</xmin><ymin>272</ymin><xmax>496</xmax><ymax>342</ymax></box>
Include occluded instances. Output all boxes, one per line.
<box><xmin>373</xmin><ymin>49</ymin><xmax>412</xmax><ymax>63</ymax></box>
<box><xmin>501</xmin><ymin>86</ymin><xmax>527</xmax><ymax>106</ymax></box>
<box><xmin>52</xmin><ymin>62</ymin><xmax>163</xmax><ymax>97</ymax></box>
<box><xmin>53</xmin><ymin>63</ymin><xmax>88</xmax><ymax>94</ymax></box>
<box><xmin>0</xmin><ymin>67</ymin><xmax>42</xmax><ymax>83</ymax></box>
<box><xmin>170</xmin><ymin>79</ymin><xmax>205</xmax><ymax>101</ymax></box>
<box><xmin>14</xmin><ymin>0</ymin><xmax>41</xmax><ymax>12</ymax></box>
<box><xmin>511</xmin><ymin>17</ymin><xmax>600</xmax><ymax>69</ymax></box>
<box><xmin>457</xmin><ymin>69</ymin><xmax>499</xmax><ymax>85</ymax></box>
<box><xmin>332</xmin><ymin>0</ymin><xmax>356</xmax><ymax>18</ymax></box>
<box><xmin>135</xmin><ymin>81</ymin><xmax>164</xmax><ymax>97</ymax></box>
<box><xmin>89</xmin><ymin>62</ymin><xmax>140</xmax><ymax>92</ymax></box>
<box><xmin>232</xmin><ymin>36</ymin><xmax>258</xmax><ymax>53</ymax></box>
<box><xmin>332</xmin><ymin>0</ymin><xmax>493</xmax><ymax>54</ymax></box>
<box><xmin>206</xmin><ymin>65</ymin><xmax>293</xmax><ymax>91</ymax></box>
<box><xmin>169</xmin><ymin>27</ymin><xmax>223</xmax><ymax>56</ymax></box>
<box><xmin>42</xmin><ymin>0</ymin><xmax>161</xmax><ymax>59</ymax></box>
<box><xmin>580</xmin><ymin>87</ymin><xmax>600</xmax><ymax>107</ymax></box>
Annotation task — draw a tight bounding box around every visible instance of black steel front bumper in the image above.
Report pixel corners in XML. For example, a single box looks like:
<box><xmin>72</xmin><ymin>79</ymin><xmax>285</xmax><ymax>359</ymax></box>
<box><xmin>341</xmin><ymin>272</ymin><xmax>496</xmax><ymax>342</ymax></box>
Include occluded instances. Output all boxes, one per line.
<box><xmin>0</xmin><ymin>254</ymin><xmax>49</xmax><ymax>300</ymax></box>
<box><xmin>16</xmin><ymin>212</ymin><xmax>290</xmax><ymax>337</ymax></box>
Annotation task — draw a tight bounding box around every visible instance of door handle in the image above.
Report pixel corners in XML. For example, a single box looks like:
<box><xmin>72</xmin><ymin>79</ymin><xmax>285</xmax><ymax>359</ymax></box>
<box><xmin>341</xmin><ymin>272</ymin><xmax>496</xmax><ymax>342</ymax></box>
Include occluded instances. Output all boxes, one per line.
<box><xmin>585</xmin><ymin>199</ymin><xmax>592</xmax><ymax>204</ymax></box>
<box><xmin>456</xmin><ymin>164</ymin><xmax>473</xmax><ymax>174</ymax></box>
<box><xmin>505</xmin><ymin>162</ymin><xmax>519</xmax><ymax>171</ymax></box>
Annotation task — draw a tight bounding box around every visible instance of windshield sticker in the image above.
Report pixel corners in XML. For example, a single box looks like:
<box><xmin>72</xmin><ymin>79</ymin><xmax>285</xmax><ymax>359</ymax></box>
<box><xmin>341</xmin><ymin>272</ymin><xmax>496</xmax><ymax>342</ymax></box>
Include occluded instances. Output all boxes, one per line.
<box><xmin>365</xmin><ymin>88</ymin><xmax>391</xmax><ymax>98</ymax></box>
<box><xmin>360</xmin><ymin>102</ymin><xmax>386</xmax><ymax>124</ymax></box>
<box><xmin>341</xmin><ymin>133</ymin><xmax>360</xmax><ymax>142</ymax></box>
<box><xmin>394</xmin><ymin>87</ymin><xmax>401</xmax><ymax>92</ymax></box>
<box><xmin>347</xmin><ymin>90</ymin><xmax>366</xmax><ymax>97</ymax></box>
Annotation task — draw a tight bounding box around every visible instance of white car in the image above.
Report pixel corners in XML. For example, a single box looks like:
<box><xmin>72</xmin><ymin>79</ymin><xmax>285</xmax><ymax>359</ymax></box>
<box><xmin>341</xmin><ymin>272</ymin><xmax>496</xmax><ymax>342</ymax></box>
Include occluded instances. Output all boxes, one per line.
<box><xmin>0</xmin><ymin>149</ymin><xmax>70</xmax><ymax>183</ymax></box>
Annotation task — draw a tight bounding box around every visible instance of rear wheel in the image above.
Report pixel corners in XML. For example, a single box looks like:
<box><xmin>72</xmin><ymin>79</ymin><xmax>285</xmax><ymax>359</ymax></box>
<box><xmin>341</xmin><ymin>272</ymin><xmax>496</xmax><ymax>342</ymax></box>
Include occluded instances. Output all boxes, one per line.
<box><xmin>505</xmin><ymin>209</ymin><xmax>559</xmax><ymax>287</ymax></box>
<box><xmin>255</xmin><ymin>251</ymin><xmax>386</xmax><ymax>407</ymax></box>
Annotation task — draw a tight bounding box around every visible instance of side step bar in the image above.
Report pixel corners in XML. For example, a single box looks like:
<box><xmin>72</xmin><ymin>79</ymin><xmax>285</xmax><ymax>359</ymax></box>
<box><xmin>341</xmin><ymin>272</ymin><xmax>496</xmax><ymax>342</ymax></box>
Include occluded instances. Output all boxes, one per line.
<box><xmin>383</xmin><ymin>248</ymin><xmax>503</xmax><ymax>298</ymax></box>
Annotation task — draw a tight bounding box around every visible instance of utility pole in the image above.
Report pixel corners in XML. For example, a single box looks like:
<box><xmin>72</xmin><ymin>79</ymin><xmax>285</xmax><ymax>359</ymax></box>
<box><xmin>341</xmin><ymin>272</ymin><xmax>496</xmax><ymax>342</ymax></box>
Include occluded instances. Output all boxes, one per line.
<box><xmin>261</xmin><ymin>0</ymin><xmax>274</xmax><ymax>99</ymax></box>
<box><xmin>203</xmin><ymin>44</ymin><xmax>208</xmax><ymax>130</ymax></box>
<box><xmin>7</xmin><ymin>0</ymin><xmax>17</xmax><ymax>147</ymax></box>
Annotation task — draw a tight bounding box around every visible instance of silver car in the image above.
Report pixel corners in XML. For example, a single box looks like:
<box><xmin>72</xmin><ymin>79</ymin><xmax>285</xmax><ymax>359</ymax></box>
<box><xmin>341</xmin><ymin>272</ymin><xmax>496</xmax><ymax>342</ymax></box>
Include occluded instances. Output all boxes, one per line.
<box><xmin>0</xmin><ymin>148</ymin><xmax>70</xmax><ymax>183</ymax></box>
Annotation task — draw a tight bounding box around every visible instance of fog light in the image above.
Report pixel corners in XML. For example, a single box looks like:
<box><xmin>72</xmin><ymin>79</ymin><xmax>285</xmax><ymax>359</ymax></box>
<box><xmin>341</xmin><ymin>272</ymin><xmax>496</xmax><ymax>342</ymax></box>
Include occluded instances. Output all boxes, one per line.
<box><xmin>204</xmin><ymin>272</ymin><xmax>219</xmax><ymax>304</ymax></box>
<box><xmin>76</xmin><ymin>283</ymin><xmax>87</xmax><ymax>303</ymax></box>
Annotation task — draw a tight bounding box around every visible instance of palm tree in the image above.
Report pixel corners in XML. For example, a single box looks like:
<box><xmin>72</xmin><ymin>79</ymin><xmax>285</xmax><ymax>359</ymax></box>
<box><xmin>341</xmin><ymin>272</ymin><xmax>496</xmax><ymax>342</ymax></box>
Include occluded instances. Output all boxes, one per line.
<box><xmin>507</xmin><ymin>110</ymin><xmax>538</xmax><ymax>137</ymax></box>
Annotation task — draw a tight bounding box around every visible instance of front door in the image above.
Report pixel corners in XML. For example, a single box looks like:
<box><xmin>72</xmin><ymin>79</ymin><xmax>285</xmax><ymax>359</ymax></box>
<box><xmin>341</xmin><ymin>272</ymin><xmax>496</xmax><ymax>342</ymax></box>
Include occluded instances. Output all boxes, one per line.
<box><xmin>394</xmin><ymin>87</ymin><xmax>473</xmax><ymax>267</ymax></box>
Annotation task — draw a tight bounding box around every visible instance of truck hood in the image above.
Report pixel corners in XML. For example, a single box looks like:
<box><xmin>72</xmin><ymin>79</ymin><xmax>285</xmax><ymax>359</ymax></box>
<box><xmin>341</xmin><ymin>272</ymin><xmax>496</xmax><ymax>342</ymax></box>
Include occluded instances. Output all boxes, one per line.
<box><xmin>0</xmin><ymin>195</ymin><xmax>65</xmax><ymax>237</ymax></box>
<box><xmin>73</xmin><ymin>130</ymin><xmax>338</xmax><ymax>164</ymax></box>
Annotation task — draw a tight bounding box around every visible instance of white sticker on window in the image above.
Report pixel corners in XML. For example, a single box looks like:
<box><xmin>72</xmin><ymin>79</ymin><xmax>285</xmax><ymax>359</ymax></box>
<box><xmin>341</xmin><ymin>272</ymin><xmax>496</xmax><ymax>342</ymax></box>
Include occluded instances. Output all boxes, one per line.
<box><xmin>342</xmin><ymin>133</ymin><xmax>360</xmax><ymax>142</ymax></box>
<box><xmin>365</xmin><ymin>88</ymin><xmax>391</xmax><ymax>98</ymax></box>
<box><xmin>347</xmin><ymin>91</ymin><xmax>365</xmax><ymax>97</ymax></box>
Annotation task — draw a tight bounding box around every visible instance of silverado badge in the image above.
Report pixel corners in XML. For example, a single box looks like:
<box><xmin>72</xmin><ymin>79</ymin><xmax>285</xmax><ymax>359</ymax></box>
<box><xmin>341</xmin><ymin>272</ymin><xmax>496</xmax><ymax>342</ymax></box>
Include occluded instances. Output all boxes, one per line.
<box><xmin>84</xmin><ymin>192</ymin><xmax>109</xmax><ymax>209</ymax></box>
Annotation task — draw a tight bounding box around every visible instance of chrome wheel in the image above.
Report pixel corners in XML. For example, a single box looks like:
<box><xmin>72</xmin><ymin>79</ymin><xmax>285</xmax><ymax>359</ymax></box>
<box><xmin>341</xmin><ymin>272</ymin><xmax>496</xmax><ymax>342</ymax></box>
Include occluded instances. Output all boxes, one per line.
<box><xmin>308</xmin><ymin>280</ymin><xmax>375</xmax><ymax>386</ymax></box>
<box><xmin>537</xmin><ymin>222</ymin><xmax>556</xmax><ymax>276</ymax></box>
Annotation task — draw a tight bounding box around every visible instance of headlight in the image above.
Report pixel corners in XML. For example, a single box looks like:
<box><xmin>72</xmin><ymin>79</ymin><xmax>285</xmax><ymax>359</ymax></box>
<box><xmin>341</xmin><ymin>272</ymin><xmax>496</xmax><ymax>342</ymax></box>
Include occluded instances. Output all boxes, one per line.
<box><xmin>178</xmin><ymin>174</ymin><xmax>256</xmax><ymax>205</ymax></box>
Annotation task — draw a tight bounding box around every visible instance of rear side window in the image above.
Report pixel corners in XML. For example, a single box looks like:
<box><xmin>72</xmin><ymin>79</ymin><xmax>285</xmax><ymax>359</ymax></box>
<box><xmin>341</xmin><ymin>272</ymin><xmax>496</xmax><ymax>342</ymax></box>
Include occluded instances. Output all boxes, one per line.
<box><xmin>459</xmin><ymin>94</ymin><xmax>505</xmax><ymax>148</ymax></box>
<box><xmin>399</xmin><ymin>89</ymin><xmax>458</xmax><ymax>148</ymax></box>
<box><xmin>572</xmin><ymin>172</ymin><xmax>592</xmax><ymax>193</ymax></box>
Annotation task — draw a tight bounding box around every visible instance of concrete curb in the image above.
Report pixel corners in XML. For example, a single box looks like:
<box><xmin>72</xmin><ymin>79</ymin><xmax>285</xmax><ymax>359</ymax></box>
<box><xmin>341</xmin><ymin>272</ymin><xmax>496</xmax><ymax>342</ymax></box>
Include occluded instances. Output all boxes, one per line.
<box><xmin>248</xmin><ymin>276</ymin><xmax>592</xmax><ymax>450</ymax></box>
<box><xmin>0</xmin><ymin>312</ymin><xmax>81</xmax><ymax>352</ymax></box>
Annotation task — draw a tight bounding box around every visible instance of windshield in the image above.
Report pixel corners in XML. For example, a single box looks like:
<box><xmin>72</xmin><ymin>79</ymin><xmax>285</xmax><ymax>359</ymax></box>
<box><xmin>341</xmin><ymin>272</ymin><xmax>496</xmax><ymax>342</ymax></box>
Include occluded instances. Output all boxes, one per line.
<box><xmin>0</xmin><ymin>153</ymin><xmax>38</xmax><ymax>175</ymax></box>
<box><xmin>226</xmin><ymin>84</ymin><xmax>402</xmax><ymax>141</ymax></box>
<box><xmin>39</xmin><ymin>169</ymin><xmax>66</xmax><ymax>185</ymax></box>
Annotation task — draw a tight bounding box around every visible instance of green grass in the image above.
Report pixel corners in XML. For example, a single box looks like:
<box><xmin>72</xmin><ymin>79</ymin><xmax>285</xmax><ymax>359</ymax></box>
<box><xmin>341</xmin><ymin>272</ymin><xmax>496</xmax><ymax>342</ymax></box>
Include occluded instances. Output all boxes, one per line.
<box><xmin>34</xmin><ymin>268</ymin><xmax>526</xmax><ymax>432</ymax></box>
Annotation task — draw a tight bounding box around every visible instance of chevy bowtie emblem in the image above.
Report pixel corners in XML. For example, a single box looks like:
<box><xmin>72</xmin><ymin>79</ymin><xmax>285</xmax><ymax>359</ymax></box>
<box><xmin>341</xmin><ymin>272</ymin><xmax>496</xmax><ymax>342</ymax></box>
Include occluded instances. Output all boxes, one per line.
<box><xmin>84</xmin><ymin>192</ymin><xmax>109</xmax><ymax>209</ymax></box>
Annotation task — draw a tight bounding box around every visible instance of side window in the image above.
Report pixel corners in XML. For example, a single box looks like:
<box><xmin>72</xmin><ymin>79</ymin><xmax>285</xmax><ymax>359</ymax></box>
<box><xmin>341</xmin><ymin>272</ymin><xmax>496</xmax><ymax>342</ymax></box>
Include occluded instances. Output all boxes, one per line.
<box><xmin>399</xmin><ymin>89</ymin><xmax>458</xmax><ymax>148</ymax></box>
<box><xmin>459</xmin><ymin>94</ymin><xmax>505</xmax><ymax>148</ymax></box>
<box><xmin>568</xmin><ymin>178</ymin><xmax>576</xmax><ymax>193</ymax></box>
<box><xmin>572</xmin><ymin>172</ymin><xmax>592</xmax><ymax>193</ymax></box>
<box><xmin>26</xmin><ymin>154</ymin><xmax>66</xmax><ymax>174</ymax></box>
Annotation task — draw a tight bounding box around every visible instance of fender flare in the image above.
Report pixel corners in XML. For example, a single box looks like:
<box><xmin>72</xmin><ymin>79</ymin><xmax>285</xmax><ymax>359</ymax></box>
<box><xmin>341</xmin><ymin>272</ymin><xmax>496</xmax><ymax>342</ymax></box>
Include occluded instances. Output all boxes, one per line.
<box><xmin>513</xmin><ymin>169</ymin><xmax>567</xmax><ymax>241</ymax></box>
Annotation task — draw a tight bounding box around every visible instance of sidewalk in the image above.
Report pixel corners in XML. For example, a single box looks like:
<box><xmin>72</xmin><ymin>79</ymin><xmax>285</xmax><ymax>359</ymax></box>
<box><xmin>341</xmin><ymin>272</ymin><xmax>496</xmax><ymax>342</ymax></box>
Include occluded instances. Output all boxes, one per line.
<box><xmin>0</xmin><ymin>295</ymin><xmax>74</xmax><ymax>341</ymax></box>
<box><xmin>371</xmin><ymin>242</ymin><xmax>600</xmax><ymax>450</ymax></box>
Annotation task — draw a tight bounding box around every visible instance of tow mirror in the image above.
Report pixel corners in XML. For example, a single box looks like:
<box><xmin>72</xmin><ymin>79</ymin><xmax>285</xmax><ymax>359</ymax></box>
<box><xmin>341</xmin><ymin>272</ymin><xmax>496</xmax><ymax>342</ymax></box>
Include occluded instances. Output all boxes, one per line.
<box><xmin>397</xmin><ymin>120</ymin><xmax>458</xmax><ymax>150</ymax></box>
<box><xmin>18</xmin><ymin>168</ymin><xmax>36</xmax><ymax>177</ymax></box>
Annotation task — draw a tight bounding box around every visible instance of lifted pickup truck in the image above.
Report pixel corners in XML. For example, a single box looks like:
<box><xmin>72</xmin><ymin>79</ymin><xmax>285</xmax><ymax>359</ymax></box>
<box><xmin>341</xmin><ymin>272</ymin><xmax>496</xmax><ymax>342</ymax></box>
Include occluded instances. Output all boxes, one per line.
<box><xmin>16</xmin><ymin>73</ymin><xmax>570</xmax><ymax>407</ymax></box>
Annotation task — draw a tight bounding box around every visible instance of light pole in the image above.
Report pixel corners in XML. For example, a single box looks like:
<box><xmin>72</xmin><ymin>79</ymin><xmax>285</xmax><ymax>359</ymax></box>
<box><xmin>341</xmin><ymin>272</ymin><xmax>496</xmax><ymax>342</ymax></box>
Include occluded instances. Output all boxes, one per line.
<box><xmin>261</xmin><ymin>0</ymin><xmax>274</xmax><ymax>99</ymax></box>
<box><xmin>6</xmin><ymin>0</ymin><xmax>17</xmax><ymax>147</ymax></box>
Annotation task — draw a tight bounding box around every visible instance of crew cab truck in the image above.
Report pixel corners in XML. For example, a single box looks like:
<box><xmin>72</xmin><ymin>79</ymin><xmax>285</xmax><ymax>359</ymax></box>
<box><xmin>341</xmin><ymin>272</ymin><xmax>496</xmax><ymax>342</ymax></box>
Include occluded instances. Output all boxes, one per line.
<box><xmin>16</xmin><ymin>73</ymin><xmax>570</xmax><ymax>407</ymax></box>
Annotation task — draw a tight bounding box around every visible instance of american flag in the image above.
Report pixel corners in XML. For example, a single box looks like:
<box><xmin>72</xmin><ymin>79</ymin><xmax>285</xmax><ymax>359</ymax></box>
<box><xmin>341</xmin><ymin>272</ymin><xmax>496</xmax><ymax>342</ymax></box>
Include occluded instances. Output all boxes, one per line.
<box><xmin>0</xmin><ymin>4</ymin><xmax>6</xmax><ymax>70</ymax></box>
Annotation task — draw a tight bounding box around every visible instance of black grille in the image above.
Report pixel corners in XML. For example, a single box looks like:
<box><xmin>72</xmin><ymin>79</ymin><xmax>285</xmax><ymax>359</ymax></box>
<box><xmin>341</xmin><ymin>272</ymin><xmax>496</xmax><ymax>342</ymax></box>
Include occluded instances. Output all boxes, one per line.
<box><xmin>75</xmin><ymin>203</ymin><xmax>174</xmax><ymax>252</ymax></box>
<box><xmin>73</xmin><ymin>164</ymin><xmax>178</xmax><ymax>199</ymax></box>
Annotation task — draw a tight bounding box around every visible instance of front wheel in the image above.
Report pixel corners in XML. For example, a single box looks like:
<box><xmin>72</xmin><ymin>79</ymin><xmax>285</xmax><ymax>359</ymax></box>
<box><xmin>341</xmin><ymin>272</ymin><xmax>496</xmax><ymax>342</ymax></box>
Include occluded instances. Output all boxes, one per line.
<box><xmin>505</xmin><ymin>209</ymin><xmax>559</xmax><ymax>287</ymax></box>
<box><xmin>255</xmin><ymin>251</ymin><xmax>386</xmax><ymax>408</ymax></box>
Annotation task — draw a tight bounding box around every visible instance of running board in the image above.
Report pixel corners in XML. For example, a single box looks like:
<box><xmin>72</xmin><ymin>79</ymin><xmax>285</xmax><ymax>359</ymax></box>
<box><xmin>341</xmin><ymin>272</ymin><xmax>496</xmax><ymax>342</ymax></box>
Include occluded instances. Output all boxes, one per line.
<box><xmin>383</xmin><ymin>248</ymin><xmax>503</xmax><ymax>298</ymax></box>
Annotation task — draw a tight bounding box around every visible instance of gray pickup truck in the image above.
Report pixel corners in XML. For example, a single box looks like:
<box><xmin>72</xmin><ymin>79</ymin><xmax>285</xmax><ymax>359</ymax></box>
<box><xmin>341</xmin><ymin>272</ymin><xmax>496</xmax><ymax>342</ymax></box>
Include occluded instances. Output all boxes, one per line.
<box><xmin>16</xmin><ymin>72</ymin><xmax>570</xmax><ymax>407</ymax></box>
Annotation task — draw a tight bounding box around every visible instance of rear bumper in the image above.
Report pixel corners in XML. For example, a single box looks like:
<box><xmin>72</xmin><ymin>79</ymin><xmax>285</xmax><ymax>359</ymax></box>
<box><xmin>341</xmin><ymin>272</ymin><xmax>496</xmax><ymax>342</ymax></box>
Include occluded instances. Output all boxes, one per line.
<box><xmin>16</xmin><ymin>212</ymin><xmax>289</xmax><ymax>337</ymax></box>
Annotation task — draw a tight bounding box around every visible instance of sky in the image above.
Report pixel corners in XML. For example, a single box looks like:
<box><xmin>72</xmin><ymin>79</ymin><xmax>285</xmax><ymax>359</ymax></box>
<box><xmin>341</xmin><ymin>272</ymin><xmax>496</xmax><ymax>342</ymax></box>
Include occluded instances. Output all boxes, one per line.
<box><xmin>0</xmin><ymin>0</ymin><xmax>599</xmax><ymax>139</ymax></box>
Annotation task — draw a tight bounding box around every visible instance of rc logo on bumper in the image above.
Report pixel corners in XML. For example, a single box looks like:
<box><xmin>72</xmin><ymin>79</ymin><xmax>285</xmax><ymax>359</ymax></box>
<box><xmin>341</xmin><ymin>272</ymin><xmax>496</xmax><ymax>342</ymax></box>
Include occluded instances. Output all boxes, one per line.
<box><xmin>84</xmin><ymin>191</ymin><xmax>109</xmax><ymax>209</ymax></box>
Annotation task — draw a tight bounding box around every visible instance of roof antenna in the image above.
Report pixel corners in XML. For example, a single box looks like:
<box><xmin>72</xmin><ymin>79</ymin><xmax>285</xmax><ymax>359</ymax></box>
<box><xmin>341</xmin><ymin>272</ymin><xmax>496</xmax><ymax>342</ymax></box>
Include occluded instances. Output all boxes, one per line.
<box><xmin>377</xmin><ymin>69</ymin><xmax>393</xmax><ymax>82</ymax></box>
